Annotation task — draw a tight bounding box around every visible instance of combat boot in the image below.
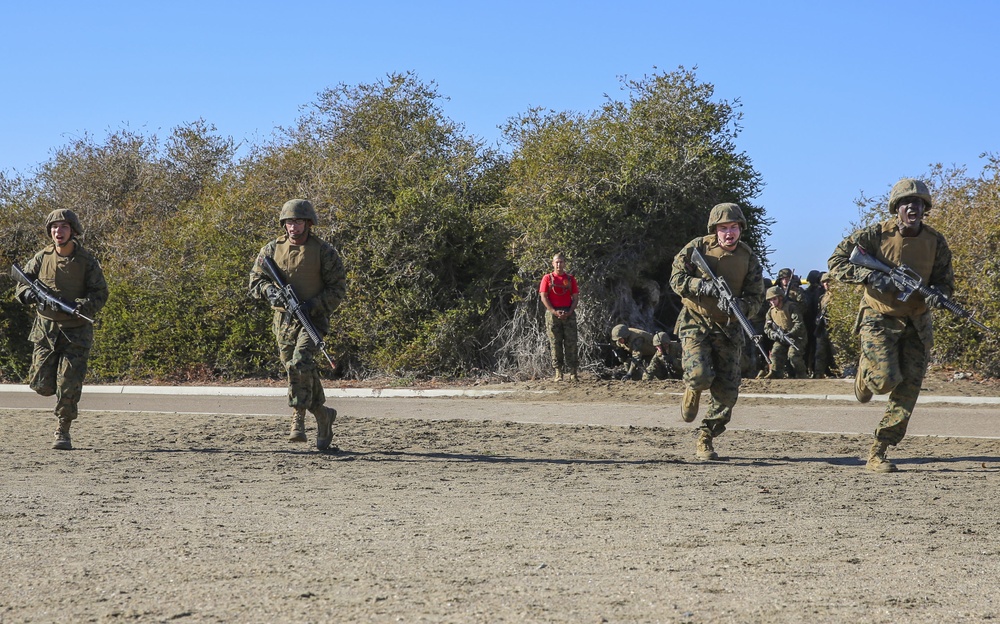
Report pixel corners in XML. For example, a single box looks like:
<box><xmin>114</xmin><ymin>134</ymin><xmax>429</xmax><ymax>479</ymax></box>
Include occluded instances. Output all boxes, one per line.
<box><xmin>854</xmin><ymin>366</ymin><xmax>873</xmax><ymax>404</ymax></box>
<box><xmin>866</xmin><ymin>440</ymin><xmax>897</xmax><ymax>473</ymax></box>
<box><xmin>568</xmin><ymin>369</ymin><xmax>579</xmax><ymax>382</ymax></box>
<box><xmin>762</xmin><ymin>368</ymin><xmax>783</xmax><ymax>380</ymax></box>
<box><xmin>696</xmin><ymin>430</ymin><xmax>718</xmax><ymax>461</ymax></box>
<box><xmin>312</xmin><ymin>406</ymin><xmax>338</xmax><ymax>451</ymax></box>
<box><xmin>52</xmin><ymin>418</ymin><xmax>72</xmax><ymax>451</ymax></box>
<box><xmin>288</xmin><ymin>408</ymin><xmax>307</xmax><ymax>443</ymax></box>
<box><xmin>553</xmin><ymin>369</ymin><xmax>563</xmax><ymax>382</ymax></box>
<box><xmin>681</xmin><ymin>387</ymin><xmax>701</xmax><ymax>423</ymax></box>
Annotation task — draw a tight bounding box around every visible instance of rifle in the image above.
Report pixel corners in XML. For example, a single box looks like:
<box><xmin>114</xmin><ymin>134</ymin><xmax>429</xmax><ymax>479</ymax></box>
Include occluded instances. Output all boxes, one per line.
<box><xmin>689</xmin><ymin>248</ymin><xmax>772</xmax><ymax>366</ymax></box>
<box><xmin>767</xmin><ymin>323</ymin><xmax>800</xmax><ymax>350</ymax></box>
<box><xmin>849</xmin><ymin>245</ymin><xmax>990</xmax><ymax>332</ymax></box>
<box><xmin>259</xmin><ymin>255</ymin><xmax>337</xmax><ymax>369</ymax></box>
<box><xmin>10</xmin><ymin>263</ymin><xmax>95</xmax><ymax>324</ymax></box>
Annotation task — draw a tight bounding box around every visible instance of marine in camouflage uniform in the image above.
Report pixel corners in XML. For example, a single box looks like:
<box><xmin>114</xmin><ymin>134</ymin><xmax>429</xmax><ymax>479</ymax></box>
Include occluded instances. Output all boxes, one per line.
<box><xmin>827</xmin><ymin>179</ymin><xmax>954</xmax><ymax>473</ymax></box>
<box><xmin>611</xmin><ymin>325</ymin><xmax>657</xmax><ymax>381</ymax></box>
<box><xmin>539</xmin><ymin>253</ymin><xmax>579</xmax><ymax>381</ymax></box>
<box><xmin>760</xmin><ymin>285</ymin><xmax>808</xmax><ymax>379</ymax></box>
<box><xmin>812</xmin><ymin>272</ymin><xmax>837</xmax><ymax>378</ymax></box>
<box><xmin>249</xmin><ymin>199</ymin><xmax>347</xmax><ymax>451</ymax></box>
<box><xmin>643</xmin><ymin>332</ymin><xmax>682</xmax><ymax>380</ymax></box>
<box><xmin>669</xmin><ymin>203</ymin><xmax>764</xmax><ymax>460</ymax></box>
<box><xmin>14</xmin><ymin>209</ymin><xmax>108</xmax><ymax>450</ymax></box>
<box><xmin>776</xmin><ymin>268</ymin><xmax>804</xmax><ymax>304</ymax></box>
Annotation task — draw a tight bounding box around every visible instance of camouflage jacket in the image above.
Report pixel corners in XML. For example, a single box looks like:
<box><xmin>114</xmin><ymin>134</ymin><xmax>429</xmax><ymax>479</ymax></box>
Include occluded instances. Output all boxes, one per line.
<box><xmin>15</xmin><ymin>244</ymin><xmax>108</xmax><ymax>345</ymax></box>
<box><xmin>249</xmin><ymin>234</ymin><xmax>347</xmax><ymax>343</ymax></box>
<box><xmin>828</xmin><ymin>219</ymin><xmax>953</xmax><ymax>335</ymax></box>
<box><xmin>669</xmin><ymin>235</ymin><xmax>765</xmax><ymax>338</ymax></box>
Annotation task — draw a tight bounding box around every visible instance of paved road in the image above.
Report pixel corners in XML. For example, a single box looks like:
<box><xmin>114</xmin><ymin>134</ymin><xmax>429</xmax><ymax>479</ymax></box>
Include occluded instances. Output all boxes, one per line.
<box><xmin>2</xmin><ymin>384</ymin><xmax>999</xmax><ymax>439</ymax></box>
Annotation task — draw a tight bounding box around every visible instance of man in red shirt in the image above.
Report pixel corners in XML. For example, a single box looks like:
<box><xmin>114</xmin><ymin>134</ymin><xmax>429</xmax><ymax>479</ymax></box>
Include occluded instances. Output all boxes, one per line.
<box><xmin>539</xmin><ymin>253</ymin><xmax>579</xmax><ymax>381</ymax></box>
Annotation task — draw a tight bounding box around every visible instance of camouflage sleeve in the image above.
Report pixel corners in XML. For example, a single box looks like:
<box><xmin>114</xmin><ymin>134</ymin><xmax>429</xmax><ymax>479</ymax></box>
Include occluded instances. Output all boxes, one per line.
<box><xmin>763</xmin><ymin>309</ymin><xmax>778</xmax><ymax>341</ymax></box>
<box><xmin>669</xmin><ymin>238</ymin><xmax>704</xmax><ymax>298</ymax></box>
<box><xmin>928</xmin><ymin>231</ymin><xmax>955</xmax><ymax>298</ymax></box>
<box><xmin>827</xmin><ymin>222</ymin><xmax>883</xmax><ymax>285</ymax></box>
<box><xmin>789</xmin><ymin>305</ymin><xmax>806</xmax><ymax>337</ymax></box>
<box><xmin>79</xmin><ymin>251</ymin><xmax>109</xmax><ymax>318</ymax></box>
<box><xmin>316</xmin><ymin>242</ymin><xmax>347</xmax><ymax>315</ymax></box>
<box><xmin>740</xmin><ymin>248</ymin><xmax>765</xmax><ymax>319</ymax></box>
<box><xmin>248</xmin><ymin>241</ymin><xmax>278</xmax><ymax>301</ymax></box>
<box><xmin>12</xmin><ymin>251</ymin><xmax>44</xmax><ymax>304</ymax></box>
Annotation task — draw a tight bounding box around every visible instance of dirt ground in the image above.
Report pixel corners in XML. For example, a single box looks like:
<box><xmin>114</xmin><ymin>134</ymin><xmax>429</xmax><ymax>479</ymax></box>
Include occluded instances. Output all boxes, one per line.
<box><xmin>2</xmin><ymin>371</ymin><xmax>999</xmax><ymax>623</ymax></box>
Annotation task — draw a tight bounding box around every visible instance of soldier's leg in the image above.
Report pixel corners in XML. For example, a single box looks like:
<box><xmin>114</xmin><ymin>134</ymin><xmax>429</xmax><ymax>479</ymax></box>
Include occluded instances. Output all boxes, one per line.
<box><xmin>28</xmin><ymin>341</ymin><xmax>59</xmax><ymax>397</ymax></box>
<box><xmin>858</xmin><ymin>315</ymin><xmax>904</xmax><ymax>396</ymax></box>
<box><xmin>876</xmin><ymin>325</ymin><xmax>927</xmax><ymax>446</ymax></box>
<box><xmin>680</xmin><ymin>331</ymin><xmax>714</xmax><ymax>423</ymax></box>
<box><xmin>545</xmin><ymin>312</ymin><xmax>563</xmax><ymax>373</ymax></box>
<box><xmin>563</xmin><ymin>316</ymin><xmax>578</xmax><ymax>374</ymax></box>
<box><xmin>703</xmin><ymin>332</ymin><xmax>741</xmax><ymax>439</ymax></box>
<box><xmin>788</xmin><ymin>345</ymin><xmax>808</xmax><ymax>379</ymax></box>
<box><xmin>54</xmin><ymin>340</ymin><xmax>91</xmax><ymax>422</ymax></box>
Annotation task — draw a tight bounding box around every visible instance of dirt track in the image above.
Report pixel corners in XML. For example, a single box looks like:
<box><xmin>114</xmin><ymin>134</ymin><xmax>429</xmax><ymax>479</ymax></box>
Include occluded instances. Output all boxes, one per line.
<box><xmin>2</xmin><ymin>377</ymin><xmax>1000</xmax><ymax>622</ymax></box>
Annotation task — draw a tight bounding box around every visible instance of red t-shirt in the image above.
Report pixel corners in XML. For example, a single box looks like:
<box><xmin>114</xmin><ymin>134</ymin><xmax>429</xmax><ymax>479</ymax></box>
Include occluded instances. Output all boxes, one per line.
<box><xmin>539</xmin><ymin>272</ymin><xmax>578</xmax><ymax>308</ymax></box>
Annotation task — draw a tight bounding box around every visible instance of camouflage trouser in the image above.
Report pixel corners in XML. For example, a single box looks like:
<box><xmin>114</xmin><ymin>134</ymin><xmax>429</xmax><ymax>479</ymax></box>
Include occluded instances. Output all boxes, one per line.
<box><xmin>545</xmin><ymin>310</ymin><xmax>578</xmax><ymax>372</ymax></box>
<box><xmin>857</xmin><ymin>311</ymin><xmax>929</xmax><ymax>445</ymax></box>
<box><xmin>278</xmin><ymin>327</ymin><xmax>327</xmax><ymax>412</ymax></box>
<box><xmin>813</xmin><ymin>330</ymin><xmax>835</xmax><ymax>376</ymax></box>
<box><xmin>680</xmin><ymin>326</ymin><xmax>743</xmax><ymax>437</ymax></box>
<box><xmin>768</xmin><ymin>342</ymin><xmax>808</xmax><ymax>378</ymax></box>
<box><xmin>29</xmin><ymin>324</ymin><xmax>93</xmax><ymax>421</ymax></box>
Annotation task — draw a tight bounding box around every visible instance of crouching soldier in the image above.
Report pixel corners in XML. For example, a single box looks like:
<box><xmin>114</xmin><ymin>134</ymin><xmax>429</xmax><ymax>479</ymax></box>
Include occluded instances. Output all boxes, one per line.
<box><xmin>643</xmin><ymin>332</ymin><xmax>682</xmax><ymax>380</ymax></box>
<box><xmin>611</xmin><ymin>324</ymin><xmax>656</xmax><ymax>381</ymax></box>
<box><xmin>760</xmin><ymin>285</ymin><xmax>808</xmax><ymax>379</ymax></box>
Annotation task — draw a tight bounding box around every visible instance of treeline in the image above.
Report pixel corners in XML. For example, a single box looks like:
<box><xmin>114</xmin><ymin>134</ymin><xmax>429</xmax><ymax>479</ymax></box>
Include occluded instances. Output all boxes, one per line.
<box><xmin>1</xmin><ymin>69</ymin><xmax>997</xmax><ymax>382</ymax></box>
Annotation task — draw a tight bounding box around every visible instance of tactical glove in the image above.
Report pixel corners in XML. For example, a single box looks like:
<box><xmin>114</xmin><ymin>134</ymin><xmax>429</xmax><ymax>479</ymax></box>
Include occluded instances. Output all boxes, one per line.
<box><xmin>695</xmin><ymin>278</ymin><xmax>719</xmax><ymax>298</ymax></box>
<box><xmin>866</xmin><ymin>272</ymin><xmax>896</xmax><ymax>295</ymax></box>
<box><xmin>924</xmin><ymin>287</ymin><xmax>945</xmax><ymax>309</ymax></box>
<box><xmin>265</xmin><ymin>285</ymin><xmax>285</xmax><ymax>307</ymax></box>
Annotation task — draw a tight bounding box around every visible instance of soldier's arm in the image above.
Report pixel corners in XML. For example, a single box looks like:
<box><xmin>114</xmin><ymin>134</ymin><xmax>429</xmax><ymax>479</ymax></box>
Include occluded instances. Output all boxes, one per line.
<box><xmin>740</xmin><ymin>250</ymin><xmax>766</xmax><ymax>318</ymax></box>
<box><xmin>80</xmin><ymin>255</ymin><xmax>109</xmax><ymax>317</ymax></box>
<box><xmin>317</xmin><ymin>244</ymin><xmax>347</xmax><ymax>314</ymax></box>
<box><xmin>928</xmin><ymin>233</ymin><xmax>955</xmax><ymax>298</ymax></box>
<box><xmin>248</xmin><ymin>243</ymin><xmax>277</xmax><ymax>301</ymax></box>
<box><xmin>669</xmin><ymin>240</ymin><xmax>703</xmax><ymax>298</ymax></box>
<box><xmin>828</xmin><ymin>223</ymin><xmax>881</xmax><ymax>284</ymax></box>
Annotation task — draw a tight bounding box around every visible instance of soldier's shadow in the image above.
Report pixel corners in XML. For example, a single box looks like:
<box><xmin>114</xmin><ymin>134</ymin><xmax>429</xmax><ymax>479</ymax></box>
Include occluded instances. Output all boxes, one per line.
<box><xmin>760</xmin><ymin>454</ymin><xmax>1000</xmax><ymax>471</ymax></box>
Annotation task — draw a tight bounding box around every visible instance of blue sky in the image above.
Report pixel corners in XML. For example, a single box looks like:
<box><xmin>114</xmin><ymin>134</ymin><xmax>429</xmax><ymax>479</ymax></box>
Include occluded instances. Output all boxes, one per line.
<box><xmin>2</xmin><ymin>1</ymin><xmax>997</xmax><ymax>277</ymax></box>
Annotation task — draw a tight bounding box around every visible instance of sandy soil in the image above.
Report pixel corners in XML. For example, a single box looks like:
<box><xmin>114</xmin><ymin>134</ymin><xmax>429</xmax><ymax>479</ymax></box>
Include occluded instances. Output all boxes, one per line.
<box><xmin>2</xmin><ymin>373</ymin><xmax>1000</xmax><ymax>623</ymax></box>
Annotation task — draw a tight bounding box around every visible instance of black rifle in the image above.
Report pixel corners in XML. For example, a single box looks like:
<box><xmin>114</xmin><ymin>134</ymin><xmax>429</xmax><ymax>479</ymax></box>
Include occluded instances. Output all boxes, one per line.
<box><xmin>260</xmin><ymin>255</ymin><xmax>337</xmax><ymax>369</ymax></box>
<box><xmin>689</xmin><ymin>248</ymin><xmax>772</xmax><ymax>366</ymax></box>
<box><xmin>10</xmin><ymin>263</ymin><xmax>95</xmax><ymax>324</ymax></box>
<box><xmin>767</xmin><ymin>322</ymin><xmax>800</xmax><ymax>350</ymax></box>
<box><xmin>849</xmin><ymin>245</ymin><xmax>990</xmax><ymax>333</ymax></box>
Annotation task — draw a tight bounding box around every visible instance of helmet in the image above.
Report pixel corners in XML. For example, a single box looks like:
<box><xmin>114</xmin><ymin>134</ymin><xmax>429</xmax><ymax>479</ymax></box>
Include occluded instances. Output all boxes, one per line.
<box><xmin>707</xmin><ymin>203</ymin><xmax>747</xmax><ymax>233</ymax></box>
<box><xmin>279</xmin><ymin>199</ymin><xmax>318</xmax><ymax>225</ymax></box>
<box><xmin>652</xmin><ymin>331</ymin><xmax>670</xmax><ymax>347</ymax></box>
<box><xmin>44</xmin><ymin>209</ymin><xmax>83</xmax><ymax>237</ymax></box>
<box><xmin>766</xmin><ymin>285</ymin><xmax>784</xmax><ymax>300</ymax></box>
<box><xmin>777</xmin><ymin>268</ymin><xmax>793</xmax><ymax>281</ymax></box>
<box><xmin>888</xmin><ymin>179</ymin><xmax>933</xmax><ymax>214</ymax></box>
<box><xmin>611</xmin><ymin>324</ymin><xmax>629</xmax><ymax>341</ymax></box>
<box><xmin>806</xmin><ymin>269</ymin><xmax>822</xmax><ymax>285</ymax></box>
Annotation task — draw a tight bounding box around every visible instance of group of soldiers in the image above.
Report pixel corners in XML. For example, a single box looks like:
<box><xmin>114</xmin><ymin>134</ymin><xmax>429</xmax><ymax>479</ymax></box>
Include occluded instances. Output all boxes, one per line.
<box><xmin>541</xmin><ymin>178</ymin><xmax>963</xmax><ymax>471</ymax></box>
<box><xmin>14</xmin><ymin>179</ymin><xmax>964</xmax><ymax>473</ymax></box>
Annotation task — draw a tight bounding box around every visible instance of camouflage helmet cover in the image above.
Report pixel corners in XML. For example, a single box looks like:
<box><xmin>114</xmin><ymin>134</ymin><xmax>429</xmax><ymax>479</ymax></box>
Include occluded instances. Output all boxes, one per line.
<box><xmin>652</xmin><ymin>331</ymin><xmax>670</xmax><ymax>347</ymax></box>
<box><xmin>707</xmin><ymin>202</ymin><xmax>747</xmax><ymax>233</ymax></box>
<box><xmin>611</xmin><ymin>324</ymin><xmax>629</xmax><ymax>341</ymax></box>
<box><xmin>766</xmin><ymin>285</ymin><xmax>784</xmax><ymax>300</ymax></box>
<box><xmin>44</xmin><ymin>209</ymin><xmax>84</xmax><ymax>237</ymax></box>
<box><xmin>279</xmin><ymin>199</ymin><xmax>318</xmax><ymax>225</ymax></box>
<box><xmin>888</xmin><ymin>178</ymin><xmax>933</xmax><ymax>214</ymax></box>
<box><xmin>777</xmin><ymin>268</ymin><xmax>793</xmax><ymax>281</ymax></box>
